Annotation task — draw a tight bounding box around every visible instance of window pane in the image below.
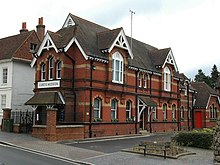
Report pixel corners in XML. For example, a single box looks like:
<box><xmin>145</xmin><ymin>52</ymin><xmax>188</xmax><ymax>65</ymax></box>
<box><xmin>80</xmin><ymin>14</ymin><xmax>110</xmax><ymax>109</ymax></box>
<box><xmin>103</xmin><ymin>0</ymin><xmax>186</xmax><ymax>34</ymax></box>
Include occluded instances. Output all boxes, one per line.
<box><xmin>1</xmin><ymin>95</ymin><xmax>6</xmax><ymax>109</ymax></box>
<box><xmin>57</xmin><ymin>61</ymin><xmax>61</xmax><ymax>79</ymax></box>
<box><xmin>3</xmin><ymin>68</ymin><xmax>8</xmax><ymax>84</ymax></box>
<box><xmin>126</xmin><ymin>101</ymin><xmax>131</xmax><ymax>119</ymax></box>
<box><xmin>115</xmin><ymin>61</ymin><xmax>120</xmax><ymax>71</ymax></box>
<box><xmin>111</xmin><ymin>100</ymin><xmax>117</xmax><ymax>119</ymax></box>
<box><xmin>94</xmin><ymin>98</ymin><xmax>101</xmax><ymax>119</ymax></box>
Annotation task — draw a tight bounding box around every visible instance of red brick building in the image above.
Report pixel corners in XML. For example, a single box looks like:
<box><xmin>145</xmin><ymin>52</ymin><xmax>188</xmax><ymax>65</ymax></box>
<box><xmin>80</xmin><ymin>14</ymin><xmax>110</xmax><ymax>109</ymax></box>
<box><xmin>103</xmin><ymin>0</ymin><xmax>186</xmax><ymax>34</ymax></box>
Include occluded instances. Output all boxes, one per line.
<box><xmin>192</xmin><ymin>82</ymin><xmax>220</xmax><ymax>129</ymax></box>
<box><xmin>26</xmin><ymin>13</ymin><xmax>196</xmax><ymax>140</ymax></box>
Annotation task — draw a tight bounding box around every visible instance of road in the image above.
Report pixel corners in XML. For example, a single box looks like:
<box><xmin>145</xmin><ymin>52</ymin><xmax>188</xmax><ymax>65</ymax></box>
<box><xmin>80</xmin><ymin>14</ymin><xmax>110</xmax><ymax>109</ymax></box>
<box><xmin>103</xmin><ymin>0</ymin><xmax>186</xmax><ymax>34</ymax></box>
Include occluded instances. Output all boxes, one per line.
<box><xmin>62</xmin><ymin>133</ymin><xmax>213</xmax><ymax>165</ymax></box>
<box><xmin>65</xmin><ymin>133</ymin><xmax>174</xmax><ymax>153</ymax></box>
<box><xmin>0</xmin><ymin>143</ymin><xmax>80</xmax><ymax>165</ymax></box>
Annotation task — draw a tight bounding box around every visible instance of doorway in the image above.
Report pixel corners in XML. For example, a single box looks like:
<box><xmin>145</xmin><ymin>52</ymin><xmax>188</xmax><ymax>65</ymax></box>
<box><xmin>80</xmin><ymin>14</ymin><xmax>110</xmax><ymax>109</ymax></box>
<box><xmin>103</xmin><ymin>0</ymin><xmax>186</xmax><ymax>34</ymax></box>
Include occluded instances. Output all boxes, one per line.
<box><xmin>195</xmin><ymin>111</ymin><xmax>202</xmax><ymax>128</ymax></box>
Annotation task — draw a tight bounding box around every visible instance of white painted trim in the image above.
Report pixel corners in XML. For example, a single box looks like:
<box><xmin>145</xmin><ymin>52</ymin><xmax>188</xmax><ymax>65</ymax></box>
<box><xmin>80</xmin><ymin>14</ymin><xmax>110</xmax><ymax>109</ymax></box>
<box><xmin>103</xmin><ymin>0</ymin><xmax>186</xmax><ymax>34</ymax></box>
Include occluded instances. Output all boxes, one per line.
<box><xmin>37</xmin><ymin>32</ymin><xmax>59</xmax><ymax>55</ymax></box>
<box><xmin>206</xmin><ymin>94</ymin><xmax>220</xmax><ymax>109</ymax></box>
<box><xmin>108</xmin><ymin>29</ymin><xmax>134</xmax><ymax>59</ymax></box>
<box><xmin>62</xmin><ymin>14</ymin><xmax>75</xmax><ymax>28</ymax></box>
<box><xmin>58</xmin><ymin>91</ymin><xmax>65</xmax><ymax>105</ymax></box>
<box><xmin>162</xmin><ymin>49</ymin><xmax>178</xmax><ymax>71</ymax></box>
<box><xmin>64</xmin><ymin>37</ymin><xmax>88</xmax><ymax>60</ymax></box>
<box><xmin>31</xmin><ymin>32</ymin><xmax>59</xmax><ymax>67</ymax></box>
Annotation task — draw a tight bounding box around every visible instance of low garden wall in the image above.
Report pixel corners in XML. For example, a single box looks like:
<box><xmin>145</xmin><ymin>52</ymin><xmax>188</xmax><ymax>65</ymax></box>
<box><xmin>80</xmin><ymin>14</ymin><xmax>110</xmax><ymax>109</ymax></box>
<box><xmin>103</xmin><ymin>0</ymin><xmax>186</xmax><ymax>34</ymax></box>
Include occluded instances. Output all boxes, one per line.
<box><xmin>32</xmin><ymin>125</ymin><xmax>85</xmax><ymax>141</ymax></box>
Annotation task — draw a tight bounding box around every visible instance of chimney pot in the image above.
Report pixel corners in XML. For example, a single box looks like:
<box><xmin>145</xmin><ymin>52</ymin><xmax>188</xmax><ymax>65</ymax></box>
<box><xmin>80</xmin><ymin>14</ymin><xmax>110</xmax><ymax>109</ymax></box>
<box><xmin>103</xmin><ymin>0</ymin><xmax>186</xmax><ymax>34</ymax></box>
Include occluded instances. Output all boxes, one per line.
<box><xmin>20</xmin><ymin>22</ymin><xmax>28</xmax><ymax>33</ymax></box>
<box><xmin>38</xmin><ymin>17</ymin><xmax>43</xmax><ymax>26</ymax></box>
<box><xmin>36</xmin><ymin>17</ymin><xmax>45</xmax><ymax>42</ymax></box>
<box><xmin>22</xmin><ymin>22</ymin><xmax>27</xmax><ymax>29</ymax></box>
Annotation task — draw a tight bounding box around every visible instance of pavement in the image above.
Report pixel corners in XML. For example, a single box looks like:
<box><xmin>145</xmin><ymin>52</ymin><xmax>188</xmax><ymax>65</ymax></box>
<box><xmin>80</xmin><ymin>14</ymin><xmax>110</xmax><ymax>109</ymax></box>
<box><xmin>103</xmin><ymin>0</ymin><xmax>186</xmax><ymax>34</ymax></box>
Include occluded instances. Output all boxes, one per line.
<box><xmin>0</xmin><ymin>131</ymin><xmax>216</xmax><ymax>165</ymax></box>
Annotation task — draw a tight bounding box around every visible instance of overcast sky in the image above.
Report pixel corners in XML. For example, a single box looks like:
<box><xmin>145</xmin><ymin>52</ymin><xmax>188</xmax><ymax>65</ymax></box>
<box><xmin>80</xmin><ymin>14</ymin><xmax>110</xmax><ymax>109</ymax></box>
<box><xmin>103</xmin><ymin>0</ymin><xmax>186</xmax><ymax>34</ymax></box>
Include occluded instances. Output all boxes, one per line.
<box><xmin>1</xmin><ymin>0</ymin><xmax>220</xmax><ymax>78</ymax></box>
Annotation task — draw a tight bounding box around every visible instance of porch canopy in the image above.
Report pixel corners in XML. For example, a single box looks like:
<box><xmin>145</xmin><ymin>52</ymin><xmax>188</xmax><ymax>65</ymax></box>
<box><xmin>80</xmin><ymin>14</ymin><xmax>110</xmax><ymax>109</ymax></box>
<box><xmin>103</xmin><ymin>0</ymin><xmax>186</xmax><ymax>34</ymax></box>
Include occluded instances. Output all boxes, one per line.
<box><xmin>138</xmin><ymin>96</ymin><xmax>157</xmax><ymax>122</ymax></box>
<box><xmin>25</xmin><ymin>91</ymin><xmax>65</xmax><ymax>106</ymax></box>
<box><xmin>138</xmin><ymin>96</ymin><xmax>157</xmax><ymax>107</ymax></box>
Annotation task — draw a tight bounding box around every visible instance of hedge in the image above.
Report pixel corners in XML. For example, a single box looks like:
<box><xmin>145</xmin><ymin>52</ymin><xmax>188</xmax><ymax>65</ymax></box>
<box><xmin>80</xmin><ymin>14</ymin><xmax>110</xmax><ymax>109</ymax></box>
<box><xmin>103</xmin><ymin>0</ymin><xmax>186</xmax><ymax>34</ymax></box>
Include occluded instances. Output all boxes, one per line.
<box><xmin>172</xmin><ymin>131</ymin><xmax>213</xmax><ymax>149</ymax></box>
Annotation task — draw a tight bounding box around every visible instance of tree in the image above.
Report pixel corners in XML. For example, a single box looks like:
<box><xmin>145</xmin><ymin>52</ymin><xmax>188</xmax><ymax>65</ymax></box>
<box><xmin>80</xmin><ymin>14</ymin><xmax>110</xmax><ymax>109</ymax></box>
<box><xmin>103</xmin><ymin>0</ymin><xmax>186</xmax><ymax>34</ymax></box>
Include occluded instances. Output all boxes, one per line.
<box><xmin>194</xmin><ymin>69</ymin><xmax>212</xmax><ymax>87</ymax></box>
<box><xmin>210</xmin><ymin>64</ymin><xmax>219</xmax><ymax>88</ymax></box>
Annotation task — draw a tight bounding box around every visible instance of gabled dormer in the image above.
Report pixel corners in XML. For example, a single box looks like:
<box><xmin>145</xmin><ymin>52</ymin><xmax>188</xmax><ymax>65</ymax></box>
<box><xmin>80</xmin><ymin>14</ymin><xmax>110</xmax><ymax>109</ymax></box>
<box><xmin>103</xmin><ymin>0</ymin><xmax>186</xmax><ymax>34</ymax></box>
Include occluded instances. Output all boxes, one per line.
<box><xmin>31</xmin><ymin>32</ymin><xmax>59</xmax><ymax>67</ymax></box>
<box><xmin>150</xmin><ymin>48</ymin><xmax>178</xmax><ymax>72</ymax></box>
<box><xmin>162</xmin><ymin>49</ymin><xmax>178</xmax><ymax>71</ymax></box>
<box><xmin>98</xmin><ymin>28</ymin><xmax>133</xmax><ymax>59</ymax></box>
<box><xmin>62</xmin><ymin>14</ymin><xmax>75</xmax><ymax>28</ymax></box>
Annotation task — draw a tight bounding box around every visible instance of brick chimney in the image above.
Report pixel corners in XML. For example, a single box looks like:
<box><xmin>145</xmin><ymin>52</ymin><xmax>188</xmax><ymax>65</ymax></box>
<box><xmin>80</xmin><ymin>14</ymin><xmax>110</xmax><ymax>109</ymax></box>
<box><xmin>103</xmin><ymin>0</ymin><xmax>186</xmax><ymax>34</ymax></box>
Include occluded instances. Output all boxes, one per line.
<box><xmin>20</xmin><ymin>22</ymin><xmax>28</xmax><ymax>33</ymax></box>
<box><xmin>36</xmin><ymin>17</ymin><xmax>45</xmax><ymax>42</ymax></box>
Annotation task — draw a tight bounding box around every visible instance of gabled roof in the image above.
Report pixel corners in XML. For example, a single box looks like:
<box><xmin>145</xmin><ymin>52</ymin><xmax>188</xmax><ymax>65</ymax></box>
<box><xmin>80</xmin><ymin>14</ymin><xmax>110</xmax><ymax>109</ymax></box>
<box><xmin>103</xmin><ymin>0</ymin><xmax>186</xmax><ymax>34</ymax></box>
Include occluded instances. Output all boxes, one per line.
<box><xmin>149</xmin><ymin>48</ymin><xmax>178</xmax><ymax>71</ymax></box>
<box><xmin>33</xmin><ymin>13</ymin><xmax>180</xmax><ymax>76</ymax></box>
<box><xmin>98</xmin><ymin>28</ymin><xmax>122</xmax><ymax>50</ymax></box>
<box><xmin>192</xmin><ymin>82</ymin><xmax>220</xmax><ymax>108</ymax></box>
<box><xmin>128</xmin><ymin>38</ymin><xmax>158</xmax><ymax>72</ymax></box>
<box><xmin>0</xmin><ymin>30</ymin><xmax>36</xmax><ymax>61</ymax></box>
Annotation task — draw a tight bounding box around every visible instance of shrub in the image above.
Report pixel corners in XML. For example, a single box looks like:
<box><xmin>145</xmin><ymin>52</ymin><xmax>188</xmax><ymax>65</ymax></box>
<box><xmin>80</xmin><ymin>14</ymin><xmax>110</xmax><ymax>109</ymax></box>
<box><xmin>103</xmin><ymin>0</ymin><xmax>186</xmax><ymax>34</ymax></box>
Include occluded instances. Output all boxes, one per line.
<box><xmin>173</xmin><ymin>131</ymin><xmax>213</xmax><ymax>149</ymax></box>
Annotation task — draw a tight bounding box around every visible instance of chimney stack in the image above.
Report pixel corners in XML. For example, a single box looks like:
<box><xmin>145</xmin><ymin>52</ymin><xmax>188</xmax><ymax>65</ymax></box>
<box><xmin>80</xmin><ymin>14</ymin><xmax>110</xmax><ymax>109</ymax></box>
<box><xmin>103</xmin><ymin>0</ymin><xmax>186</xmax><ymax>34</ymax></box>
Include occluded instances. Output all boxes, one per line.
<box><xmin>36</xmin><ymin>17</ymin><xmax>45</xmax><ymax>42</ymax></box>
<box><xmin>20</xmin><ymin>22</ymin><xmax>28</xmax><ymax>33</ymax></box>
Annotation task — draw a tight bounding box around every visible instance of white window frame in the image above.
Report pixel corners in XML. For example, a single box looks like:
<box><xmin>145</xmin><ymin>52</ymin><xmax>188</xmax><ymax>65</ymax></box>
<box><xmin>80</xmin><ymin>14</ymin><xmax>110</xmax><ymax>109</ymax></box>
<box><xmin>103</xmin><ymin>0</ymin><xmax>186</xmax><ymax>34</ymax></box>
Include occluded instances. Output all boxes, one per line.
<box><xmin>126</xmin><ymin>101</ymin><xmax>132</xmax><ymax>119</ymax></box>
<box><xmin>180</xmin><ymin>106</ymin><xmax>184</xmax><ymax>119</ymax></box>
<box><xmin>143</xmin><ymin>74</ymin><xmax>148</xmax><ymax>88</ymax></box>
<box><xmin>2</xmin><ymin>68</ymin><xmax>8</xmax><ymax>84</ymax></box>
<box><xmin>163</xmin><ymin>103</ymin><xmax>167</xmax><ymax>120</ymax></box>
<box><xmin>172</xmin><ymin>104</ymin><xmax>176</xmax><ymax>119</ymax></box>
<box><xmin>94</xmin><ymin>98</ymin><xmax>101</xmax><ymax>119</ymax></box>
<box><xmin>49</xmin><ymin>57</ymin><xmax>54</xmax><ymax>80</ymax></box>
<box><xmin>152</xmin><ymin>107</ymin><xmax>157</xmax><ymax>120</ymax></box>
<box><xmin>111</xmin><ymin>99</ymin><xmax>118</xmax><ymax>120</ymax></box>
<box><xmin>164</xmin><ymin>67</ymin><xmax>171</xmax><ymax>91</ymax></box>
<box><xmin>138</xmin><ymin>72</ymin><xmax>142</xmax><ymax>87</ymax></box>
<box><xmin>188</xmin><ymin>107</ymin><xmax>191</xmax><ymax>119</ymax></box>
<box><xmin>56</xmin><ymin>61</ymin><xmax>62</xmax><ymax>79</ymax></box>
<box><xmin>41</xmin><ymin>63</ymin><xmax>46</xmax><ymax>81</ymax></box>
<box><xmin>1</xmin><ymin>95</ymin><xmax>6</xmax><ymax>109</ymax></box>
<box><xmin>112</xmin><ymin>52</ymin><xmax>123</xmax><ymax>84</ymax></box>
<box><xmin>210</xmin><ymin>104</ymin><xmax>217</xmax><ymax>119</ymax></box>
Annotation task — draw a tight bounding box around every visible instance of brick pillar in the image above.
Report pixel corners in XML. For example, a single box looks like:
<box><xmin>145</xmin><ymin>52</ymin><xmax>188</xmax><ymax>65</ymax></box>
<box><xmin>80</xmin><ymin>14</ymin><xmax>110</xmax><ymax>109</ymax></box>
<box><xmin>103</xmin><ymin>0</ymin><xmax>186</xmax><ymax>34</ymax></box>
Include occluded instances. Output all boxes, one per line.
<box><xmin>46</xmin><ymin>108</ymin><xmax>57</xmax><ymax>141</ymax></box>
<box><xmin>3</xmin><ymin>108</ymin><xmax>11</xmax><ymax>119</ymax></box>
<box><xmin>1</xmin><ymin>108</ymin><xmax>12</xmax><ymax>131</ymax></box>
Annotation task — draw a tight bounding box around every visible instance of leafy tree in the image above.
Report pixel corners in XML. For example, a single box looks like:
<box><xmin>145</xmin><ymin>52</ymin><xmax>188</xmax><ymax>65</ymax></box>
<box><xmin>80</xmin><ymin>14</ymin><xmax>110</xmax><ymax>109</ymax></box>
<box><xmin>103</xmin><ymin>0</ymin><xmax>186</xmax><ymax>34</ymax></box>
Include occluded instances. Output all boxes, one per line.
<box><xmin>210</xmin><ymin>64</ymin><xmax>219</xmax><ymax>88</ymax></box>
<box><xmin>194</xmin><ymin>69</ymin><xmax>211</xmax><ymax>87</ymax></box>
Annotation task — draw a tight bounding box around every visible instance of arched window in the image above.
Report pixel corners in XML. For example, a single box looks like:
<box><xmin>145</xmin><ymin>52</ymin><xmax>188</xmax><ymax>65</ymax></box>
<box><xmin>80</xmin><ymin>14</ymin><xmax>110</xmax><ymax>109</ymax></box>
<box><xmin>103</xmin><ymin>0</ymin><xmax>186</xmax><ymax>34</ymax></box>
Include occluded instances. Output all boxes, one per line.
<box><xmin>94</xmin><ymin>98</ymin><xmax>101</xmax><ymax>119</ymax></box>
<box><xmin>41</xmin><ymin>63</ymin><xmax>46</xmax><ymax>81</ymax></box>
<box><xmin>56</xmin><ymin>61</ymin><xmax>62</xmax><ymax>79</ymax></box>
<box><xmin>126</xmin><ymin>101</ymin><xmax>132</xmax><ymax>119</ymax></box>
<box><xmin>143</xmin><ymin>74</ymin><xmax>148</xmax><ymax>88</ymax></box>
<box><xmin>111</xmin><ymin>99</ymin><xmax>118</xmax><ymax>120</ymax></box>
<box><xmin>210</xmin><ymin>104</ymin><xmax>217</xmax><ymax>119</ymax></box>
<box><xmin>180</xmin><ymin>106</ymin><xmax>184</xmax><ymax>120</ymax></box>
<box><xmin>112</xmin><ymin>52</ymin><xmax>123</xmax><ymax>84</ymax></box>
<box><xmin>188</xmin><ymin>107</ymin><xmax>191</xmax><ymax>119</ymax></box>
<box><xmin>172</xmin><ymin>104</ymin><xmax>176</xmax><ymax>119</ymax></box>
<box><xmin>152</xmin><ymin>107</ymin><xmax>157</xmax><ymax>120</ymax></box>
<box><xmin>49</xmin><ymin>57</ymin><xmax>54</xmax><ymax>80</ymax></box>
<box><xmin>164</xmin><ymin>67</ymin><xmax>171</xmax><ymax>91</ymax></box>
<box><xmin>163</xmin><ymin>103</ymin><xmax>167</xmax><ymax>120</ymax></box>
<box><xmin>138</xmin><ymin>72</ymin><xmax>142</xmax><ymax>87</ymax></box>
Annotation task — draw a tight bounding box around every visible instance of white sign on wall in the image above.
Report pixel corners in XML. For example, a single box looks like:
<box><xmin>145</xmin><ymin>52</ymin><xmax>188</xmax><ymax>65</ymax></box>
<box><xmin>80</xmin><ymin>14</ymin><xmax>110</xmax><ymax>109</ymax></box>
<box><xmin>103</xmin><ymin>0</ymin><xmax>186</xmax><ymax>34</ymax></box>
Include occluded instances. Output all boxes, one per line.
<box><xmin>38</xmin><ymin>80</ymin><xmax>60</xmax><ymax>89</ymax></box>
